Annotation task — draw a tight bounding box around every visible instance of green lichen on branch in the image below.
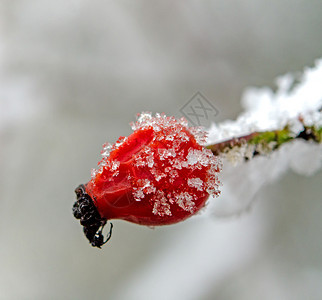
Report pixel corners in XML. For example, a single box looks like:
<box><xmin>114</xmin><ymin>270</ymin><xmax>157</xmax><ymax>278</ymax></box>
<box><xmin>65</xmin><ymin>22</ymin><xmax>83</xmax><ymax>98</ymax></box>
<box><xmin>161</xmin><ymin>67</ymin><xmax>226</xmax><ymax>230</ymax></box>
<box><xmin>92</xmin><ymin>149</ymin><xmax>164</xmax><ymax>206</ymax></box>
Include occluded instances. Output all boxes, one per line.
<box><xmin>248</xmin><ymin>127</ymin><xmax>293</xmax><ymax>149</ymax></box>
<box><xmin>207</xmin><ymin>122</ymin><xmax>322</xmax><ymax>163</ymax></box>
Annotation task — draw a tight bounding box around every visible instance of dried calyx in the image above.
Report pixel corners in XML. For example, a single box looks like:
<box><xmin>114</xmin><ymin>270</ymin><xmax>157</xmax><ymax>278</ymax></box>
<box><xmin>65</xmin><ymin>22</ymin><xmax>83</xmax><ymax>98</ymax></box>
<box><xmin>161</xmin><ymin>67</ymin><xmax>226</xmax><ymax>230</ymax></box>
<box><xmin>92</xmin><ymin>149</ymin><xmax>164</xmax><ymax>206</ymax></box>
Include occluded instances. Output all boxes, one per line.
<box><xmin>73</xmin><ymin>184</ymin><xmax>113</xmax><ymax>248</ymax></box>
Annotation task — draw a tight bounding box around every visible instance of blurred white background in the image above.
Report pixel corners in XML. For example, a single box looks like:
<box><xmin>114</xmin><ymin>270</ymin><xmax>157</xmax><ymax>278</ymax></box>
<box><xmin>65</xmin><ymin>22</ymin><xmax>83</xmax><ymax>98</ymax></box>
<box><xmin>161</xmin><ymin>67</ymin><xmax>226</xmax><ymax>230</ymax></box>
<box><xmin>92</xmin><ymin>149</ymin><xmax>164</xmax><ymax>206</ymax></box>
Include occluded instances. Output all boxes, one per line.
<box><xmin>0</xmin><ymin>1</ymin><xmax>322</xmax><ymax>299</ymax></box>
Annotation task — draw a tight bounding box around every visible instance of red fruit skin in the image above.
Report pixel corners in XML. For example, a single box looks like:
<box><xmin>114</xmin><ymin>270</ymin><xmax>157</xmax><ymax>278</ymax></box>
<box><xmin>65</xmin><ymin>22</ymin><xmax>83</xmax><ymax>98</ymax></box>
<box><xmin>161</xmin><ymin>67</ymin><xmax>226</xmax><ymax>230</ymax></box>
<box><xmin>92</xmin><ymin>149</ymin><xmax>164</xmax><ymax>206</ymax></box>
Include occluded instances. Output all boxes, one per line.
<box><xmin>85</xmin><ymin>114</ymin><xmax>220</xmax><ymax>226</ymax></box>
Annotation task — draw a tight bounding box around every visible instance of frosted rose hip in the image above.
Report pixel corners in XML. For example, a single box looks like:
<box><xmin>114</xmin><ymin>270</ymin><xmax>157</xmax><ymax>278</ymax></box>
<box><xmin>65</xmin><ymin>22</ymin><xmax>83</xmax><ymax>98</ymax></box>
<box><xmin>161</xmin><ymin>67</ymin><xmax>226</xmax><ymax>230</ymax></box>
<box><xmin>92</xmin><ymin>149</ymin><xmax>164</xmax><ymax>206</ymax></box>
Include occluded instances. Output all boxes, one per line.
<box><xmin>73</xmin><ymin>113</ymin><xmax>221</xmax><ymax>247</ymax></box>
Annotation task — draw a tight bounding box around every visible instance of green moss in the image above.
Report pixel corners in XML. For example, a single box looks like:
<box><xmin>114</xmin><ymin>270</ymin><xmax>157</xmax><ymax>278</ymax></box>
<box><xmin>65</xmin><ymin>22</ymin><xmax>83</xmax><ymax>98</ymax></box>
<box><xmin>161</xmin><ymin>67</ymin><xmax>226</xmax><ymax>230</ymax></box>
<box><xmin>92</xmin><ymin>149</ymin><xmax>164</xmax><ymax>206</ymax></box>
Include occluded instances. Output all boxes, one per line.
<box><xmin>276</xmin><ymin>128</ymin><xmax>293</xmax><ymax>145</ymax></box>
<box><xmin>207</xmin><ymin>124</ymin><xmax>321</xmax><ymax>158</ymax></box>
<box><xmin>248</xmin><ymin>127</ymin><xmax>293</xmax><ymax>149</ymax></box>
<box><xmin>249</xmin><ymin>132</ymin><xmax>275</xmax><ymax>145</ymax></box>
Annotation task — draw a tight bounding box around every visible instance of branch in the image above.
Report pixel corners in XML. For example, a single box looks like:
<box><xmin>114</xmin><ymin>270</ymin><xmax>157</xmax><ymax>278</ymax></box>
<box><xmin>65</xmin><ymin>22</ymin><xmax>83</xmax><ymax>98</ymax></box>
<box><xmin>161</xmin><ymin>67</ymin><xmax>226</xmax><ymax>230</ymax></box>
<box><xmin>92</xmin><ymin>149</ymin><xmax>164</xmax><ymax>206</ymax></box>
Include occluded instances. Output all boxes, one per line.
<box><xmin>207</xmin><ymin>118</ymin><xmax>322</xmax><ymax>163</ymax></box>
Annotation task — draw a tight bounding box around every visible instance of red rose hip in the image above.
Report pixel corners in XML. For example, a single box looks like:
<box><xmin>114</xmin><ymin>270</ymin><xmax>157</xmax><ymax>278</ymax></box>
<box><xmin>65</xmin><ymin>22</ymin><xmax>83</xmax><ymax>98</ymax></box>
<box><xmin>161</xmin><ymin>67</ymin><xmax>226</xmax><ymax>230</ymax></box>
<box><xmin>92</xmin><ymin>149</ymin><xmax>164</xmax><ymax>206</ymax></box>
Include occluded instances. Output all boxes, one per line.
<box><xmin>73</xmin><ymin>113</ymin><xmax>221</xmax><ymax>248</ymax></box>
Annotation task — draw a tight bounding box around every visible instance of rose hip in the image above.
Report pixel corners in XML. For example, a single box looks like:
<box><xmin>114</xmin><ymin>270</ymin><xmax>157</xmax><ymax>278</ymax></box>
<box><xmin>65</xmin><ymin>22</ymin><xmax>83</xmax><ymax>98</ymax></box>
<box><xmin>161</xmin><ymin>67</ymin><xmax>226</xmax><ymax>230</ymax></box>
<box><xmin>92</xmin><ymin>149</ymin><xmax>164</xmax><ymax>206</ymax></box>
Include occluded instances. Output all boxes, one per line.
<box><xmin>73</xmin><ymin>113</ymin><xmax>221</xmax><ymax>247</ymax></box>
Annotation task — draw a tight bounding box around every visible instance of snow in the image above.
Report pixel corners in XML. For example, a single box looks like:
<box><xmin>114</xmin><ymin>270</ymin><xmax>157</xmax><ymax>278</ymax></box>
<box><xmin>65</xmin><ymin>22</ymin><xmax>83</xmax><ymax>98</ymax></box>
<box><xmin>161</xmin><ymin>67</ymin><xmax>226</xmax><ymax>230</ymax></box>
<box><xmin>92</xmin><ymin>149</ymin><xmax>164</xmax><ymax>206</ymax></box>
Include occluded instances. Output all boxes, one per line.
<box><xmin>206</xmin><ymin>59</ymin><xmax>322</xmax><ymax>217</ymax></box>
<box><xmin>207</xmin><ymin>59</ymin><xmax>322</xmax><ymax>144</ymax></box>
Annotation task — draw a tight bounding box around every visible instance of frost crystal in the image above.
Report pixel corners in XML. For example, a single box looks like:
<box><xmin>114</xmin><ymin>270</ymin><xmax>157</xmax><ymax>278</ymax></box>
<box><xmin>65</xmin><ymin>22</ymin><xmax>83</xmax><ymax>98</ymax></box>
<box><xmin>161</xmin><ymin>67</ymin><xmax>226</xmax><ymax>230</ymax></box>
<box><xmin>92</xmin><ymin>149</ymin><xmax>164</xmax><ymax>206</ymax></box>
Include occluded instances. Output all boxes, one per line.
<box><xmin>174</xmin><ymin>192</ymin><xmax>196</xmax><ymax>214</ymax></box>
<box><xmin>111</xmin><ymin>160</ymin><xmax>120</xmax><ymax>171</ymax></box>
<box><xmin>133</xmin><ymin>179</ymin><xmax>156</xmax><ymax>201</ymax></box>
<box><xmin>133</xmin><ymin>189</ymin><xmax>145</xmax><ymax>201</ymax></box>
<box><xmin>131</xmin><ymin>112</ymin><xmax>153</xmax><ymax>130</ymax></box>
<box><xmin>152</xmin><ymin>191</ymin><xmax>172</xmax><ymax>217</ymax></box>
<box><xmin>158</xmin><ymin>148</ymin><xmax>176</xmax><ymax>160</ymax></box>
<box><xmin>189</xmin><ymin>126</ymin><xmax>208</xmax><ymax>145</ymax></box>
<box><xmin>101</xmin><ymin>142</ymin><xmax>113</xmax><ymax>158</ymax></box>
<box><xmin>186</xmin><ymin>149</ymin><xmax>199</xmax><ymax>165</ymax></box>
<box><xmin>146</xmin><ymin>150</ymin><xmax>155</xmax><ymax>168</ymax></box>
<box><xmin>187</xmin><ymin>178</ymin><xmax>204</xmax><ymax>191</ymax></box>
<box><xmin>168</xmin><ymin>169</ymin><xmax>179</xmax><ymax>183</ymax></box>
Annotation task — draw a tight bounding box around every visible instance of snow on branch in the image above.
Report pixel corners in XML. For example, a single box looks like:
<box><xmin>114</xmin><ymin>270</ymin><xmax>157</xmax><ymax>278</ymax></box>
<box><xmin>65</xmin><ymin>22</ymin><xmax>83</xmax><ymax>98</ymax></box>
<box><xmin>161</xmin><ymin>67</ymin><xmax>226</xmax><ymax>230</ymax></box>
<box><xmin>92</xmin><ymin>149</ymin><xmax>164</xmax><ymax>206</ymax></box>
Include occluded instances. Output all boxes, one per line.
<box><xmin>205</xmin><ymin>59</ymin><xmax>322</xmax><ymax>217</ymax></box>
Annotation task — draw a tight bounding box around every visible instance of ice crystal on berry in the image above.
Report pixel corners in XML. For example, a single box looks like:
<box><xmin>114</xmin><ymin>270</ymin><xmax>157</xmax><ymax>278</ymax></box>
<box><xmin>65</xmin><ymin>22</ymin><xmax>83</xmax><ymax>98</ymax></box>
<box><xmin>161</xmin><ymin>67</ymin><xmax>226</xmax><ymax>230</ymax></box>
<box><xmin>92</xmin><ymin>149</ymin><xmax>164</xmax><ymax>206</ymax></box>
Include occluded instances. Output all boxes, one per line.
<box><xmin>174</xmin><ymin>191</ymin><xmax>196</xmax><ymax>214</ymax></box>
<box><xmin>189</xmin><ymin>126</ymin><xmax>208</xmax><ymax>145</ymax></box>
<box><xmin>101</xmin><ymin>142</ymin><xmax>113</xmax><ymax>158</ymax></box>
<box><xmin>186</xmin><ymin>149</ymin><xmax>199</xmax><ymax>165</ymax></box>
<box><xmin>187</xmin><ymin>178</ymin><xmax>204</xmax><ymax>191</ymax></box>
<box><xmin>152</xmin><ymin>191</ymin><xmax>172</xmax><ymax>217</ymax></box>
